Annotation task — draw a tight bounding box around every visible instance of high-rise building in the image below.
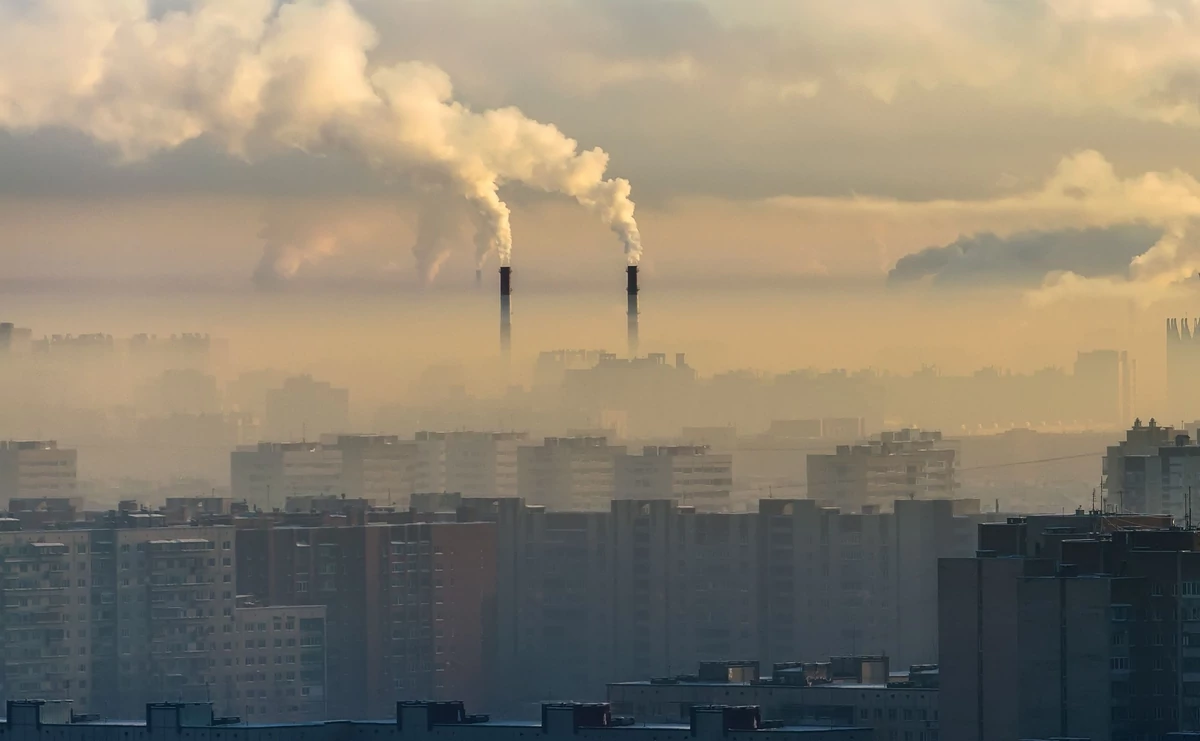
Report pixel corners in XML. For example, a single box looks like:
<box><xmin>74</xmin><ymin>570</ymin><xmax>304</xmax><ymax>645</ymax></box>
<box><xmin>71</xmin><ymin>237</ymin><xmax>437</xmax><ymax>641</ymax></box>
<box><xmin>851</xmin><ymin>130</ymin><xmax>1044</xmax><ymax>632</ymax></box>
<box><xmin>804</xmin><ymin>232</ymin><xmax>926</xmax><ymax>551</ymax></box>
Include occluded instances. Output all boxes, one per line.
<box><xmin>264</xmin><ymin>375</ymin><xmax>349</xmax><ymax>441</ymax></box>
<box><xmin>230</xmin><ymin>442</ymin><xmax>344</xmax><ymax>510</ymax></box>
<box><xmin>322</xmin><ymin>434</ymin><xmax>415</xmax><ymax>502</ymax></box>
<box><xmin>106</xmin><ymin>526</ymin><xmax>238</xmax><ymax>719</ymax></box>
<box><xmin>0</xmin><ymin>529</ymin><xmax>95</xmax><ymax>711</ymax></box>
<box><xmin>0</xmin><ymin>441</ymin><xmax>77</xmax><ymax>508</ymax></box>
<box><xmin>614</xmin><ymin>447</ymin><xmax>734</xmax><ymax>509</ymax></box>
<box><xmin>229</xmin><ymin>602</ymin><xmax>328</xmax><ymax>723</ymax></box>
<box><xmin>235</xmin><ymin>520</ymin><xmax>496</xmax><ymax>717</ymax></box>
<box><xmin>445</xmin><ymin>432</ymin><xmax>526</xmax><ymax>497</ymax></box>
<box><xmin>1168</xmin><ymin>318</ymin><xmax>1200</xmax><ymax>421</ymax></box>
<box><xmin>940</xmin><ymin>517</ymin><xmax>1199</xmax><ymax>741</ymax></box>
<box><xmin>1103</xmin><ymin>419</ymin><xmax>1200</xmax><ymax>520</ymax></box>
<box><xmin>459</xmin><ymin>496</ymin><xmax>981</xmax><ymax>708</ymax></box>
<box><xmin>1073</xmin><ymin>349</ymin><xmax>1122</xmax><ymax>427</ymax></box>
<box><xmin>517</xmin><ymin>437</ymin><xmax>627</xmax><ymax>510</ymax></box>
<box><xmin>757</xmin><ymin>498</ymin><xmax>989</xmax><ymax>669</ymax></box>
<box><xmin>806</xmin><ymin>429</ymin><xmax>957</xmax><ymax>511</ymax></box>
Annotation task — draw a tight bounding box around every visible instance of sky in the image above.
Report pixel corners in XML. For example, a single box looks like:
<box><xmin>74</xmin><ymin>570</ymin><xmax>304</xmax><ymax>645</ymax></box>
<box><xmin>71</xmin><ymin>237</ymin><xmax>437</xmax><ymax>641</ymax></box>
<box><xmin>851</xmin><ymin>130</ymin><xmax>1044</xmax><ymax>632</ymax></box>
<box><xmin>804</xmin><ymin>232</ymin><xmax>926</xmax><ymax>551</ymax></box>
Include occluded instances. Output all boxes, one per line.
<box><xmin>5</xmin><ymin>0</ymin><xmax>1200</xmax><ymax>394</ymax></box>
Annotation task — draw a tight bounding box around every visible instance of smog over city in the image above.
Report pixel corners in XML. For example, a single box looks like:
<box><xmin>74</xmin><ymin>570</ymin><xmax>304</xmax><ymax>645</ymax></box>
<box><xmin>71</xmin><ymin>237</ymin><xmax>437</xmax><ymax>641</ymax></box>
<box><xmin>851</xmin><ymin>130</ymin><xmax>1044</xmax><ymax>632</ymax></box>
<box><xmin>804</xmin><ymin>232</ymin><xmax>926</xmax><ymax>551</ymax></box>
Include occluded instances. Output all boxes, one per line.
<box><xmin>5</xmin><ymin>0</ymin><xmax>1200</xmax><ymax>738</ymax></box>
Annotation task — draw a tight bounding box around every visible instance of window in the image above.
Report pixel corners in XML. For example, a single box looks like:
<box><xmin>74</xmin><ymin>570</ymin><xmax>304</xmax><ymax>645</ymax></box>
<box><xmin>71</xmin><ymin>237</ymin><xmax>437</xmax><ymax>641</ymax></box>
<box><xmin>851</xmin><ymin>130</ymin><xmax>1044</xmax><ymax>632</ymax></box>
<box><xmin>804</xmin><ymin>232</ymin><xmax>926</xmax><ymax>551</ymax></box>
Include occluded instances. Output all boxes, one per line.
<box><xmin>1112</xmin><ymin>657</ymin><xmax>1130</xmax><ymax>671</ymax></box>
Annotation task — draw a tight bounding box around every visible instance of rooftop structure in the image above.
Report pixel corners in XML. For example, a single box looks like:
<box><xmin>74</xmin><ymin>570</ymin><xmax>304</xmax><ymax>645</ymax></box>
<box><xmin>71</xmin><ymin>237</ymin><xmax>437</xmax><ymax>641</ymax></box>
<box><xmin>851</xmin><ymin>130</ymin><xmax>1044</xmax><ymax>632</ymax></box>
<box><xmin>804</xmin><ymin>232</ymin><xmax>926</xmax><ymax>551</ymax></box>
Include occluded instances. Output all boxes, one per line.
<box><xmin>0</xmin><ymin>700</ymin><xmax>869</xmax><ymax>741</ymax></box>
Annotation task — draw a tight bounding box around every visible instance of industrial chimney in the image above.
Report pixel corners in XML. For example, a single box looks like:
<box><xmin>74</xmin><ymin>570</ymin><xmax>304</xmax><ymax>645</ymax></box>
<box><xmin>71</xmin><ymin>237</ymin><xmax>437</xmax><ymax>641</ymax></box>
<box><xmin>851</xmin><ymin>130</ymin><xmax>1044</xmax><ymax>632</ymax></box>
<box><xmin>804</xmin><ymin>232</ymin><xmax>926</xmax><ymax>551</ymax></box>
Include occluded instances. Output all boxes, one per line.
<box><xmin>500</xmin><ymin>266</ymin><xmax>512</xmax><ymax>357</ymax></box>
<box><xmin>475</xmin><ymin>269</ymin><xmax>482</xmax><ymax>290</ymax></box>
<box><xmin>626</xmin><ymin>265</ymin><xmax>639</xmax><ymax>358</ymax></box>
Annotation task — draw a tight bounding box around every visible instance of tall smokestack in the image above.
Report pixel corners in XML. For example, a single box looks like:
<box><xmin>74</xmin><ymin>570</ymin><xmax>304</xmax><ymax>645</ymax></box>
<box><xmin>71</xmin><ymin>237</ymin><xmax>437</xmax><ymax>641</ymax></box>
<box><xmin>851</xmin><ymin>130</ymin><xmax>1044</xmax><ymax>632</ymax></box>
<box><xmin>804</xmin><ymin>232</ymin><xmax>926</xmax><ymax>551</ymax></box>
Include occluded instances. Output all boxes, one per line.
<box><xmin>626</xmin><ymin>265</ymin><xmax>639</xmax><ymax>358</ymax></box>
<box><xmin>476</xmin><ymin>269</ymin><xmax>482</xmax><ymax>290</ymax></box>
<box><xmin>500</xmin><ymin>266</ymin><xmax>512</xmax><ymax>357</ymax></box>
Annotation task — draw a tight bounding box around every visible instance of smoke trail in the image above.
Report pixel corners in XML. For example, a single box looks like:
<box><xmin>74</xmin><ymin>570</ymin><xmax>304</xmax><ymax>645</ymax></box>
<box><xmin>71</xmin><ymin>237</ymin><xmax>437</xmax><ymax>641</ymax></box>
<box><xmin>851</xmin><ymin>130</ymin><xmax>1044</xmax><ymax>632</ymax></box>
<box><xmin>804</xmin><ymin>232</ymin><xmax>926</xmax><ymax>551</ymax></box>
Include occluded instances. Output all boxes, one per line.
<box><xmin>0</xmin><ymin>0</ymin><xmax>643</xmax><ymax>277</ymax></box>
<box><xmin>411</xmin><ymin>194</ymin><xmax>461</xmax><ymax>285</ymax></box>
<box><xmin>253</xmin><ymin>229</ymin><xmax>340</xmax><ymax>289</ymax></box>
<box><xmin>253</xmin><ymin>205</ymin><xmax>381</xmax><ymax>288</ymax></box>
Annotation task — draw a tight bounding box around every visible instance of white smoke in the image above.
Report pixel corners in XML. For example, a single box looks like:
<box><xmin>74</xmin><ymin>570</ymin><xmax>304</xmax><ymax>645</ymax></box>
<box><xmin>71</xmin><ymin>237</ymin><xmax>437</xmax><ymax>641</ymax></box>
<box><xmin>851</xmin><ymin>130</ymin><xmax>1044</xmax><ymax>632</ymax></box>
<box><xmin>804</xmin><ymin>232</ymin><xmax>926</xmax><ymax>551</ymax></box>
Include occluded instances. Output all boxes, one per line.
<box><xmin>253</xmin><ymin>205</ymin><xmax>382</xmax><ymax>288</ymax></box>
<box><xmin>0</xmin><ymin>0</ymin><xmax>643</xmax><ymax>279</ymax></box>
<box><xmin>411</xmin><ymin>193</ymin><xmax>462</xmax><ymax>285</ymax></box>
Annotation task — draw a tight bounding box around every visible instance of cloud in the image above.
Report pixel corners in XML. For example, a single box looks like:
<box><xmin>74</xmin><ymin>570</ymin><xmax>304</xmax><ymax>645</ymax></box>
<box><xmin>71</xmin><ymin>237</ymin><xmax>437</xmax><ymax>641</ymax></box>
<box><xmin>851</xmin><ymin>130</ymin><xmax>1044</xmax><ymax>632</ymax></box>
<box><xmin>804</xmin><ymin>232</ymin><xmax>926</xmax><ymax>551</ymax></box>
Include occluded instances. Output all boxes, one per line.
<box><xmin>0</xmin><ymin>0</ymin><xmax>644</xmax><ymax>282</ymax></box>
<box><xmin>768</xmin><ymin>150</ymin><xmax>1200</xmax><ymax>231</ymax></box>
<box><xmin>357</xmin><ymin>0</ymin><xmax>1200</xmax><ymax>125</ymax></box>
<box><xmin>767</xmin><ymin>149</ymin><xmax>1200</xmax><ymax>302</ymax></box>
<box><xmin>887</xmin><ymin>225</ymin><xmax>1163</xmax><ymax>286</ymax></box>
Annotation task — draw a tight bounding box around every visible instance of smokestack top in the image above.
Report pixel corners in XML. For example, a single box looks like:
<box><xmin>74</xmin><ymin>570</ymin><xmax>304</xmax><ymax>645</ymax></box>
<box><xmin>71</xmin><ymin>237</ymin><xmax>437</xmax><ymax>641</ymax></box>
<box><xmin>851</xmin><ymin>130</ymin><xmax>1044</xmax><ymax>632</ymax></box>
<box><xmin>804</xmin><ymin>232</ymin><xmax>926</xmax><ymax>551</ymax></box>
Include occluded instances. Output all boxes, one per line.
<box><xmin>500</xmin><ymin>266</ymin><xmax>512</xmax><ymax>296</ymax></box>
<box><xmin>627</xmin><ymin>264</ymin><xmax>639</xmax><ymax>295</ymax></box>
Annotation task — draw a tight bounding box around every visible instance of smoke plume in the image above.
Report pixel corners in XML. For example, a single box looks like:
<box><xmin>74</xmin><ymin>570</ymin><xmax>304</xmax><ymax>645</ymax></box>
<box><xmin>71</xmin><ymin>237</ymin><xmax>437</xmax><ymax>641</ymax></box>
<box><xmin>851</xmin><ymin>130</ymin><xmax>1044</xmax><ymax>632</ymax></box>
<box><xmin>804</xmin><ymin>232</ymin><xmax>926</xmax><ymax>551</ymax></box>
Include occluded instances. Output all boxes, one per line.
<box><xmin>253</xmin><ymin>205</ymin><xmax>382</xmax><ymax>288</ymax></box>
<box><xmin>411</xmin><ymin>194</ymin><xmax>462</xmax><ymax>285</ymax></box>
<box><xmin>888</xmin><ymin>225</ymin><xmax>1162</xmax><ymax>287</ymax></box>
<box><xmin>0</xmin><ymin>0</ymin><xmax>643</xmax><ymax>279</ymax></box>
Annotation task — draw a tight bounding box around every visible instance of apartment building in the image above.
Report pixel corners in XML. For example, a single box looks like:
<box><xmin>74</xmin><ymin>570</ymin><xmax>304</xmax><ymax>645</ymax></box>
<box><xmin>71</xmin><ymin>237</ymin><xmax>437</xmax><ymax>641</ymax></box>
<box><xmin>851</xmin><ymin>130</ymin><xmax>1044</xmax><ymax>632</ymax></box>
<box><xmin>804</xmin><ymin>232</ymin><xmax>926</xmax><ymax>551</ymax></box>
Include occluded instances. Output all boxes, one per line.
<box><xmin>444</xmin><ymin>432</ymin><xmax>526</xmax><ymax>497</ymax></box>
<box><xmin>0</xmin><ymin>523</ymin><xmax>244</xmax><ymax>719</ymax></box>
<box><xmin>1103</xmin><ymin>419</ymin><xmax>1200</xmax><ymax>520</ymax></box>
<box><xmin>0</xmin><ymin>529</ymin><xmax>93</xmax><ymax>710</ymax></box>
<box><xmin>614</xmin><ymin>446</ymin><xmax>734</xmax><ymax>509</ymax></box>
<box><xmin>465</xmin><ymin>498</ymin><xmax>899</xmax><ymax>706</ymax></box>
<box><xmin>108</xmin><ymin>526</ymin><xmax>238</xmax><ymax>719</ymax></box>
<box><xmin>517</xmin><ymin>437</ymin><xmax>627</xmax><ymax>510</ymax></box>
<box><xmin>324</xmin><ymin>434</ymin><xmax>415</xmax><ymax>502</ymax></box>
<box><xmin>0</xmin><ymin>441</ymin><xmax>77</xmax><ymax>507</ymax></box>
<box><xmin>806</xmin><ymin>430</ymin><xmax>957</xmax><ymax>511</ymax></box>
<box><xmin>235</xmin><ymin>520</ymin><xmax>497</xmax><ymax>718</ymax></box>
<box><xmin>230</xmin><ymin>442</ymin><xmax>343</xmax><ymax>510</ymax></box>
<box><xmin>227</xmin><ymin>603</ymin><xmax>327</xmax><ymax>722</ymax></box>
<box><xmin>757</xmin><ymin>498</ymin><xmax>988</xmax><ymax>668</ymax></box>
<box><xmin>460</xmin><ymin>499</ymin><xmax>614</xmax><ymax>708</ymax></box>
<box><xmin>940</xmin><ymin>518</ymin><xmax>1200</xmax><ymax>741</ymax></box>
<box><xmin>263</xmin><ymin>375</ymin><xmax>349</xmax><ymax>441</ymax></box>
<box><xmin>453</xmin><ymin>496</ymin><xmax>988</xmax><ymax>708</ymax></box>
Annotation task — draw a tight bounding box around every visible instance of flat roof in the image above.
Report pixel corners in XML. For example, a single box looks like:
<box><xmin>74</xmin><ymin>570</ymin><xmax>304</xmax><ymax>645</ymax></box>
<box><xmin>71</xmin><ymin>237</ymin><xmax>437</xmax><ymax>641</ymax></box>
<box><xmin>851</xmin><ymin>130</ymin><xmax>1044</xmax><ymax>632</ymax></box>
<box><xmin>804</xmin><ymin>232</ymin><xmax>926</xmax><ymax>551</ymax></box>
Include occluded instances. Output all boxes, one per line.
<box><xmin>1</xmin><ymin>719</ymin><xmax>861</xmax><ymax>733</ymax></box>
<box><xmin>608</xmin><ymin>680</ymin><xmax>926</xmax><ymax>691</ymax></box>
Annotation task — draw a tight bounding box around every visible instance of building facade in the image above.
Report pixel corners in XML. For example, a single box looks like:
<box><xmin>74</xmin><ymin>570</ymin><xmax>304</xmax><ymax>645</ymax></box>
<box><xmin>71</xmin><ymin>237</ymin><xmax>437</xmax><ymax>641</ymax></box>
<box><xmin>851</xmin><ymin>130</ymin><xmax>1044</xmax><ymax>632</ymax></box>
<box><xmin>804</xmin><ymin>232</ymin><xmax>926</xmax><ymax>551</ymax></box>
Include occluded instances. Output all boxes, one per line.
<box><xmin>0</xmin><ymin>441</ymin><xmax>77</xmax><ymax>507</ymax></box>
<box><xmin>806</xmin><ymin>430</ymin><xmax>957</xmax><ymax>512</ymax></box>
<box><xmin>517</xmin><ymin>438</ymin><xmax>627</xmax><ymax>510</ymax></box>
<box><xmin>941</xmin><ymin>518</ymin><xmax>1200</xmax><ymax>741</ymax></box>
<box><xmin>230</xmin><ymin>442</ymin><xmax>344</xmax><ymax>509</ymax></box>
<box><xmin>614</xmin><ymin>447</ymin><xmax>734</xmax><ymax>509</ymax></box>
<box><xmin>1103</xmin><ymin>419</ymin><xmax>1200</xmax><ymax>520</ymax></box>
<box><xmin>235</xmin><ymin>520</ymin><xmax>497</xmax><ymax>718</ymax></box>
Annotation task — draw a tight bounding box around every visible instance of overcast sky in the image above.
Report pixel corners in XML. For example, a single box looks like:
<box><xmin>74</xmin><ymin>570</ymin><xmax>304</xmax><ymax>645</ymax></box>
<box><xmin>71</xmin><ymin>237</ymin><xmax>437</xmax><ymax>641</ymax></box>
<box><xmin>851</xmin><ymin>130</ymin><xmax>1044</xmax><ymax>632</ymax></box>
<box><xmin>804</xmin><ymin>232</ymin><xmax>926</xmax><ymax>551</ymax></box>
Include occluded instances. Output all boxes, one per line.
<box><xmin>6</xmin><ymin>0</ymin><xmax>1200</xmax><ymax>300</ymax></box>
